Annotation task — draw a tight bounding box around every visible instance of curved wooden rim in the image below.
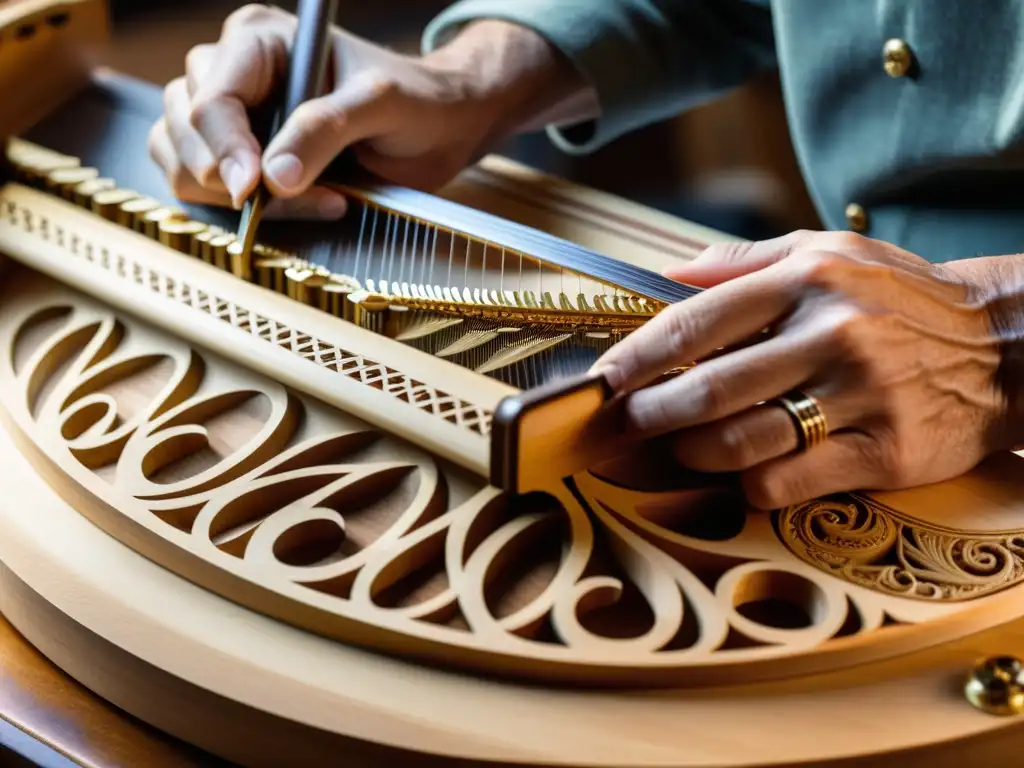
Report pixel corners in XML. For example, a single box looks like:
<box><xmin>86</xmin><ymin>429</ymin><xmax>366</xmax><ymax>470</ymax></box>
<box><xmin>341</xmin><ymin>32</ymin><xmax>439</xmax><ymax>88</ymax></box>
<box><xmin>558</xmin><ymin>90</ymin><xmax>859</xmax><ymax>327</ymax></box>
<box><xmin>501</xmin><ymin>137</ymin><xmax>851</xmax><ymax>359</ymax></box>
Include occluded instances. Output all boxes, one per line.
<box><xmin>2</xmin><ymin>420</ymin><xmax>1024</xmax><ymax>767</ymax></box>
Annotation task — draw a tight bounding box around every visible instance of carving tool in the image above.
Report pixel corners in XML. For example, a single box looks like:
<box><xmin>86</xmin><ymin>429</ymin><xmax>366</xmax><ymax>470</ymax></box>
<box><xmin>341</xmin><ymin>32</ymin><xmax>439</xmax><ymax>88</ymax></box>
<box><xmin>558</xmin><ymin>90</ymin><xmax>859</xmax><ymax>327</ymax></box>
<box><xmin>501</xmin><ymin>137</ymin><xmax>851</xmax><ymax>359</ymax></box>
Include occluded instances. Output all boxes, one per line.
<box><xmin>235</xmin><ymin>0</ymin><xmax>339</xmax><ymax>277</ymax></box>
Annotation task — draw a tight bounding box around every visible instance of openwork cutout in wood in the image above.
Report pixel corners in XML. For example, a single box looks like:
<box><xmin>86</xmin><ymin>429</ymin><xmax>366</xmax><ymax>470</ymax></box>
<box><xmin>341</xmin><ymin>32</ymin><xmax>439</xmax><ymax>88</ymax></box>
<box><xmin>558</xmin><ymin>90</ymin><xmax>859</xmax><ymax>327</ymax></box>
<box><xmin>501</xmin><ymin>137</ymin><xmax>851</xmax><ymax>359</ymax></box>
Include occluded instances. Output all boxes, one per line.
<box><xmin>2</xmin><ymin>196</ymin><xmax>494</xmax><ymax>436</ymax></box>
<box><xmin>4</xmin><ymin>270</ymin><xmax>1024</xmax><ymax>686</ymax></box>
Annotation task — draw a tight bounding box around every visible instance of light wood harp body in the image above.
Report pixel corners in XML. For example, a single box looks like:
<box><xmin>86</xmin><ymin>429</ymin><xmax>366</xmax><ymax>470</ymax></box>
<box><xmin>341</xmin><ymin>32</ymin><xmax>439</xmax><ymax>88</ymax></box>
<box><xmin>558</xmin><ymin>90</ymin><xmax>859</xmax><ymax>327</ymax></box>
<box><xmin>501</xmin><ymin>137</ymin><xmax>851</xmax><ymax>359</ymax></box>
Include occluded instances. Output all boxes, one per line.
<box><xmin>2</xmin><ymin>2</ymin><xmax>1024</xmax><ymax>767</ymax></box>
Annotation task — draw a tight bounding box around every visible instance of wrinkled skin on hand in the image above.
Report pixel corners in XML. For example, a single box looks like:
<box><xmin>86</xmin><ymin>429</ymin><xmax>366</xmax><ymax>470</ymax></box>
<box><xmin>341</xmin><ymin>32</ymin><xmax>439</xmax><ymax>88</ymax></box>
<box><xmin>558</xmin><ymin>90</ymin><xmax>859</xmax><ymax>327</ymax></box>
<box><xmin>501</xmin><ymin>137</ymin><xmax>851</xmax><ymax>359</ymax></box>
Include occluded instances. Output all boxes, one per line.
<box><xmin>148</xmin><ymin>5</ymin><xmax>531</xmax><ymax>218</ymax></box>
<box><xmin>593</xmin><ymin>230</ymin><xmax>1020</xmax><ymax>510</ymax></box>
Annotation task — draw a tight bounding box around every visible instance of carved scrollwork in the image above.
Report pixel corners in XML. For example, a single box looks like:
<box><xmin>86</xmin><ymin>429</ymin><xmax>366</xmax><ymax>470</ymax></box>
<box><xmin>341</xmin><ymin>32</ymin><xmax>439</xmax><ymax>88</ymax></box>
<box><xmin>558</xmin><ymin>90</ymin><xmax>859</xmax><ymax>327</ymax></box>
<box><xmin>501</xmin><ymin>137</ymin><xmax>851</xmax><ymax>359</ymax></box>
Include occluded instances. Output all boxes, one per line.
<box><xmin>3</xmin><ymin>274</ymin><xmax>1024</xmax><ymax>686</ymax></box>
<box><xmin>777</xmin><ymin>496</ymin><xmax>1024</xmax><ymax>601</ymax></box>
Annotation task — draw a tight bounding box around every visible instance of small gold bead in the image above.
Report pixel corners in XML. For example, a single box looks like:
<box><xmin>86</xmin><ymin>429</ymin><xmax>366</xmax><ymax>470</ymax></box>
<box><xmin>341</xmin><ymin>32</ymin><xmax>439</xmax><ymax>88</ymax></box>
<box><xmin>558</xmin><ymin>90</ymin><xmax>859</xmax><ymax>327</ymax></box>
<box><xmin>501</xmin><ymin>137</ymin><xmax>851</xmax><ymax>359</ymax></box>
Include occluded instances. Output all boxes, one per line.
<box><xmin>965</xmin><ymin>656</ymin><xmax>1024</xmax><ymax>716</ymax></box>
<box><xmin>883</xmin><ymin>38</ymin><xmax>914</xmax><ymax>78</ymax></box>
<box><xmin>845</xmin><ymin>202</ymin><xmax>869</xmax><ymax>232</ymax></box>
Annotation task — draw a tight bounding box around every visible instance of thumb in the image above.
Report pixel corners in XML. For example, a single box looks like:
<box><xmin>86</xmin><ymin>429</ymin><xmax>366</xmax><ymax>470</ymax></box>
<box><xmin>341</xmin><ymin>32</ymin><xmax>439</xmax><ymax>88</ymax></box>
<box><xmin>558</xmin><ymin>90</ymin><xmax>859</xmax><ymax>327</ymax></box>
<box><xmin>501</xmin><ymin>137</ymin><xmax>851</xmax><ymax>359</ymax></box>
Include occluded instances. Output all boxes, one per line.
<box><xmin>262</xmin><ymin>73</ymin><xmax>401</xmax><ymax>198</ymax></box>
<box><xmin>663</xmin><ymin>230</ymin><xmax>814</xmax><ymax>287</ymax></box>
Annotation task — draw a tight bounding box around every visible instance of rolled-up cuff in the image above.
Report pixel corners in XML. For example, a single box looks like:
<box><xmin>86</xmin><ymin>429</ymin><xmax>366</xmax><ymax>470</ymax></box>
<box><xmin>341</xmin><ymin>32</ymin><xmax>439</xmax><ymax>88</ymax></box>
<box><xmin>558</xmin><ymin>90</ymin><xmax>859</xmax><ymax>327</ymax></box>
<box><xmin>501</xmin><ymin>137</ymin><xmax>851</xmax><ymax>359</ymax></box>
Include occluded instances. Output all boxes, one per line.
<box><xmin>421</xmin><ymin>0</ymin><xmax>659</xmax><ymax>155</ymax></box>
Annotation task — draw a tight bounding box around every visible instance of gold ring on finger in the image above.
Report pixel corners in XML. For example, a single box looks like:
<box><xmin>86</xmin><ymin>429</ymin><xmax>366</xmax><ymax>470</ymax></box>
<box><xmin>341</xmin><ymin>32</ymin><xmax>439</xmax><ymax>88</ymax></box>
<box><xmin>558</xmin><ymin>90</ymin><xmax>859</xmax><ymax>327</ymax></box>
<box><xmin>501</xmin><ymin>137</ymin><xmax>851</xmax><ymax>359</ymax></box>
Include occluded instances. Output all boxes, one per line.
<box><xmin>775</xmin><ymin>390</ymin><xmax>829</xmax><ymax>452</ymax></box>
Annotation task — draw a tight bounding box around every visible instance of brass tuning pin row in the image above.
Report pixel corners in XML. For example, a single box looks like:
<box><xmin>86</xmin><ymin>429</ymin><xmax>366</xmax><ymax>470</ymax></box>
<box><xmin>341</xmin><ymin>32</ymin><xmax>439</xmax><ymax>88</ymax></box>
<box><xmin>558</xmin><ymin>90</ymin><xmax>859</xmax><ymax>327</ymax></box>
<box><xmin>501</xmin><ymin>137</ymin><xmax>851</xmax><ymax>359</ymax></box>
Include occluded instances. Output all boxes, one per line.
<box><xmin>5</xmin><ymin>139</ymin><xmax>368</xmax><ymax>323</ymax></box>
<box><xmin>4</xmin><ymin>139</ymin><xmax>661</xmax><ymax>335</ymax></box>
<box><xmin>344</xmin><ymin>278</ymin><xmax>659</xmax><ymax>332</ymax></box>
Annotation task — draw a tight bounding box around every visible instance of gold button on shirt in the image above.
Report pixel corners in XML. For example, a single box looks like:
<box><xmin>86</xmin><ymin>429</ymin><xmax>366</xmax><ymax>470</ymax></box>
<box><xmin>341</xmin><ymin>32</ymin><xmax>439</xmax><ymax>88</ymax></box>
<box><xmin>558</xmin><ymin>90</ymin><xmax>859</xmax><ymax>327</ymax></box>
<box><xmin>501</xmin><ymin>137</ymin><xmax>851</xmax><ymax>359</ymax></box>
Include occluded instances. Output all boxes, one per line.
<box><xmin>883</xmin><ymin>38</ymin><xmax>914</xmax><ymax>77</ymax></box>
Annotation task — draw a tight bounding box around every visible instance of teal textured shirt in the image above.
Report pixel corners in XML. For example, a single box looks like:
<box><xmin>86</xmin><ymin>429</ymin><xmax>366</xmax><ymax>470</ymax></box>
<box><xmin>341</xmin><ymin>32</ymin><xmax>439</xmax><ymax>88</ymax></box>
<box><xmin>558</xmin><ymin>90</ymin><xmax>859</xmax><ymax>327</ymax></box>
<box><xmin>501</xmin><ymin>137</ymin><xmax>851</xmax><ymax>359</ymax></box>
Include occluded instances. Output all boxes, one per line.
<box><xmin>423</xmin><ymin>0</ymin><xmax>1024</xmax><ymax>263</ymax></box>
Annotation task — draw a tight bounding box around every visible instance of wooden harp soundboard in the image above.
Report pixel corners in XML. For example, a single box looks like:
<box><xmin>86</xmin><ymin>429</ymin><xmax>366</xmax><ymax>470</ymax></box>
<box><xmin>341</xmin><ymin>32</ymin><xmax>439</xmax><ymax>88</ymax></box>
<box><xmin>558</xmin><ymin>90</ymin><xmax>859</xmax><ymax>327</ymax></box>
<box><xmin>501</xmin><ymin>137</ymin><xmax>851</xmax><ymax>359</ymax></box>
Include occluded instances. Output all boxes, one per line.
<box><xmin>2</xmin><ymin>2</ymin><xmax>1024</xmax><ymax>766</ymax></box>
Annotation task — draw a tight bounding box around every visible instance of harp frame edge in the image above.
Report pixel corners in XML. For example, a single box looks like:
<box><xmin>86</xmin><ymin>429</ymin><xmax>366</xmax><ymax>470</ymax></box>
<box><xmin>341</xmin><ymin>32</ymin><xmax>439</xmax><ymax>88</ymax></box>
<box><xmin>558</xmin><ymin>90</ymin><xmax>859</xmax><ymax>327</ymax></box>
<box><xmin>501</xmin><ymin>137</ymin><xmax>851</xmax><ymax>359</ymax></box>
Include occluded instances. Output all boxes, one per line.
<box><xmin>0</xmin><ymin>180</ymin><xmax>508</xmax><ymax>478</ymax></box>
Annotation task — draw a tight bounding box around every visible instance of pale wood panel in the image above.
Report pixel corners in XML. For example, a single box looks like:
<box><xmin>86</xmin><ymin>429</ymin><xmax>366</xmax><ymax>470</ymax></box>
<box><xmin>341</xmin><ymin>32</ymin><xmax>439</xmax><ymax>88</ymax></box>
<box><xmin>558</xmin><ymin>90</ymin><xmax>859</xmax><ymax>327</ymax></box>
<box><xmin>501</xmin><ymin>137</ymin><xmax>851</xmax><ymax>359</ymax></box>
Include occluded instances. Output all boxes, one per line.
<box><xmin>1</xmin><ymin>266</ymin><xmax>1023</xmax><ymax>695</ymax></box>
<box><xmin>2</xmin><ymin>414</ymin><xmax>1024</xmax><ymax>766</ymax></box>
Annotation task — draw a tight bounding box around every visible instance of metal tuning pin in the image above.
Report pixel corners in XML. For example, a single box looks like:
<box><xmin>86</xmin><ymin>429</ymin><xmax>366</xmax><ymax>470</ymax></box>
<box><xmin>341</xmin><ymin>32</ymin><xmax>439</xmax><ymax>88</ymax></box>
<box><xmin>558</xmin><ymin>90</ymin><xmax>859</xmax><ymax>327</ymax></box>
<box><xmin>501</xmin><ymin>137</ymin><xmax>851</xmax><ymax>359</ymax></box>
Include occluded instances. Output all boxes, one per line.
<box><xmin>321</xmin><ymin>275</ymin><xmax>361</xmax><ymax>322</ymax></box>
<box><xmin>45</xmin><ymin>166</ymin><xmax>98</xmax><ymax>198</ymax></box>
<box><xmin>14</xmin><ymin>154</ymin><xmax>80</xmax><ymax>185</ymax></box>
<box><xmin>965</xmin><ymin>655</ymin><xmax>1024</xmax><ymax>716</ymax></box>
<box><xmin>206</xmin><ymin>233</ymin><xmax>237</xmax><ymax>270</ymax></box>
<box><xmin>71</xmin><ymin>177</ymin><xmax>116</xmax><ymax>208</ymax></box>
<box><xmin>347</xmin><ymin>288</ymin><xmax>392</xmax><ymax>334</ymax></box>
<box><xmin>142</xmin><ymin>207</ymin><xmax>188</xmax><ymax>239</ymax></box>
<box><xmin>190</xmin><ymin>227</ymin><xmax>220</xmax><ymax>261</ymax></box>
<box><xmin>249</xmin><ymin>244</ymin><xmax>294</xmax><ymax>290</ymax></box>
<box><xmin>226</xmin><ymin>240</ymin><xmax>254</xmax><ymax>281</ymax></box>
<box><xmin>158</xmin><ymin>219</ymin><xmax>208</xmax><ymax>254</ymax></box>
<box><xmin>118</xmin><ymin>196</ymin><xmax>162</xmax><ymax>230</ymax></box>
<box><xmin>283</xmin><ymin>262</ymin><xmax>325</xmax><ymax>307</ymax></box>
<box><xmin>91</xmin><ymin>189</ymin><xmax>140</xmax><ymax>221</ymax></box>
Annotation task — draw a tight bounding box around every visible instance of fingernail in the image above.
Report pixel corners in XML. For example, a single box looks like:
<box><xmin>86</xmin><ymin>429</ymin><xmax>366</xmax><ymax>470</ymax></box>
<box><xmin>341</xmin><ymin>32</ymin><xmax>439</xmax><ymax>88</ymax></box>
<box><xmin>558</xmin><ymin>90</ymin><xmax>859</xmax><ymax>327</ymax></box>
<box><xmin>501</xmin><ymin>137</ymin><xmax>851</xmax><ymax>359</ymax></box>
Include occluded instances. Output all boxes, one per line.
<box><xmin>318</xmin><ymin>193</ymin><xmax>347</xmax><ymax>219</ymax></box>
<box><xmin>589</xmin><ymin>362</ymin><xmax>621</xmax><ymax>390</ymax></box>
<box><xmin>220</xmin><ymin>155</ymin><xmax>251</xmax><ymax>207</ymax></box>
<box><xmin>265</xmin><ymin>153</ymin><xmax>304</xmax><ymax>191</ymax></box>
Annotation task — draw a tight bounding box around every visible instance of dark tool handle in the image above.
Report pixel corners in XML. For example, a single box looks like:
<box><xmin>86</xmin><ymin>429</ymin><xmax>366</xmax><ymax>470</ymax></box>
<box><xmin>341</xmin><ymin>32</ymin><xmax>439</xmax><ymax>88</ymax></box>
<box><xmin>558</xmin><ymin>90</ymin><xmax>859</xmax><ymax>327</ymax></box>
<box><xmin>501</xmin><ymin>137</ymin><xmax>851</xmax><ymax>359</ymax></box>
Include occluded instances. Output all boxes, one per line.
<box><xmin>257</xmin><ymin>0</ymin><xmax>338</xmax><ymax>145</ymax></box>
<box><xmin>267</xmin><ymin>0</ymin><xmax>361</xmax><ymax>186</ymax></box>
<box><xmin>249</xmin><ymin>0</ymin><xmax>339</xmax><ymax>148</ymax></box>
<box><xmin>281</xmin><ymin>0</ymin><xmax>338</xmax><ymax>121</ymax></box>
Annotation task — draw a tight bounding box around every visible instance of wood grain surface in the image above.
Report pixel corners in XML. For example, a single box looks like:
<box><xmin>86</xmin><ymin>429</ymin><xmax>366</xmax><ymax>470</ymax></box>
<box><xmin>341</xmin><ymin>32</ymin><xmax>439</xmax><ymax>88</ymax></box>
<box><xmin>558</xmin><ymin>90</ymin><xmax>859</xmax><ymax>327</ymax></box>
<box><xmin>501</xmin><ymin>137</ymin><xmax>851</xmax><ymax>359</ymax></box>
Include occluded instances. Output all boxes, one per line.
<box><xmin>0</xmin><ymin>612</ymin><xmax>225</xmax><ymax>766</ymax></box>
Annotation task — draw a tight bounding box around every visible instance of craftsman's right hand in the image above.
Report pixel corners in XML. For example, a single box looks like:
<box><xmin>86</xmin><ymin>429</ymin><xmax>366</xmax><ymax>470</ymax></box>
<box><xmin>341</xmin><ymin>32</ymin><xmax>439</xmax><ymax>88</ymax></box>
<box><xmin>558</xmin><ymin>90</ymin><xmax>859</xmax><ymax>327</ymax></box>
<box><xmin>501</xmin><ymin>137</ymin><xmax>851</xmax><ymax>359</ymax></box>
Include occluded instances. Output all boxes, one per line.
<box><xmin>149</xmin><ymin>4</ymin><xmax>590</xmax><ymax>219</ymax></box>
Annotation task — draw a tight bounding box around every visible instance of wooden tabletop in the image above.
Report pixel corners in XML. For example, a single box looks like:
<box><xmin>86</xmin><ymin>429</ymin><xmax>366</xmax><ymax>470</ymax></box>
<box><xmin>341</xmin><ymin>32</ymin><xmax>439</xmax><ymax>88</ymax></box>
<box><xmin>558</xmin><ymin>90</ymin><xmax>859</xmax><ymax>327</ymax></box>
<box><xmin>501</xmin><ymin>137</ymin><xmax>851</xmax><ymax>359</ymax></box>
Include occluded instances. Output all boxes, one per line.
<box><xmin>0</xmin><ymin>613</ymin><xmax>227</xmax><ymax>767</ymax></box>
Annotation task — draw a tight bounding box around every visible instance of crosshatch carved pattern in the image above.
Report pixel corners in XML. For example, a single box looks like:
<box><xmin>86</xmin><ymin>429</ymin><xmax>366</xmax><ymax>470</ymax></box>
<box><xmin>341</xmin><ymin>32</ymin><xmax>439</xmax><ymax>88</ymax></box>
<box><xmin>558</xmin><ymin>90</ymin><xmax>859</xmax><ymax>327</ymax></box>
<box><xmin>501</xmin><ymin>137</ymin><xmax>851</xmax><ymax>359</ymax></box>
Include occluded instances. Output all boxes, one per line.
<box><xmin>5</xmin><ymin>275</ymin><xmax>1024</xmax><ymax>686</ymax></box>
<box><xmin>1</xmin><ymin>198</ymin><xmax>494</xmax><ymax>437</ymax></box>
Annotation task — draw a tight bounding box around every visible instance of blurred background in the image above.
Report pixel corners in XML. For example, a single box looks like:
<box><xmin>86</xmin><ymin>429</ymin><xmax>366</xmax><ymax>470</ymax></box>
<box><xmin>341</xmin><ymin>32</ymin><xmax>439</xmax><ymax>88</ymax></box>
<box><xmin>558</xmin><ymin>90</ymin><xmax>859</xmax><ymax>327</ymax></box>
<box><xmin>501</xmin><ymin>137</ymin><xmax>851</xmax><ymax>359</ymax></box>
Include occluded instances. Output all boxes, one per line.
<box><xmin>102</xmin><ymin>0</ymin><xmax>821</xmax><ymax>241</ymax></box>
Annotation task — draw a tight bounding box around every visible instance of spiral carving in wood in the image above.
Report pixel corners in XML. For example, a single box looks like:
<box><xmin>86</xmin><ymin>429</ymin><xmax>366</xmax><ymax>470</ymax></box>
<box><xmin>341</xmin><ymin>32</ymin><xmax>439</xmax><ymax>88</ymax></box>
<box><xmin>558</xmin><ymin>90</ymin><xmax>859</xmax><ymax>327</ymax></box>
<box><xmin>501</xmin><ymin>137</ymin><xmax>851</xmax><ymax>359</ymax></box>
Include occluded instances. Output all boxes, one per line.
<box><xmin>777</xmin><ymin>497</ymin><xmax>1024</xmax><ymax>601</ymax></box>
<box><xmin>3</xmin><ymin>270</ymin><xmax>1024</xmax><ymax>687</ymax></box>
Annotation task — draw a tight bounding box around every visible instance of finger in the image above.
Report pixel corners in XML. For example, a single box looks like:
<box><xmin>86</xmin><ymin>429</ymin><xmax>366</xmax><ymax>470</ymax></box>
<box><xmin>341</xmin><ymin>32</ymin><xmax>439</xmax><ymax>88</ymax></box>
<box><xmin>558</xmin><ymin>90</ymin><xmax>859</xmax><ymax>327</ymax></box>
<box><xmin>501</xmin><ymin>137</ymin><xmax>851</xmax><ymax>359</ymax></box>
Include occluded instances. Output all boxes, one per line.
<box><xmin>163</xmin><ymin>77</ymin><xmax>225</xmax><ymax>189</ymax></box>
<box><xmin>593</xmin><ymin>262</ymin><xmax>797</xmax><ymax>394</ymax></box>
<box><xmin>741</xmin><ymin>432</ymin><xmax>882</xmax><ymax>510</ymax></box>
<box><xmin>262</xmin><ymin>73</ymin><xmax>402</xmax><ymax>198</ymax></box>
<box><xmin>672</xmin><ymin>404</ymin><xmax>799</xmax><ymax>473</ymax></box>
<box><xmin>664</xmin><ymin>229</ymin><xmax>935</xmax><ymax>289</ymax></box>
<box><xmin>189</xmin><ymin>24</ymin><xmax>291</xmax><ymax>205</ymax></box>
<box><xmin>149</xmin><ymin>119</ymin><xmax>233</xmax><ymax>207</ymax></box>
<box><xmin>620</xmin><ymin>330</ymin><xmax>827</xmax><ymax>436</ymax></box>
<box><xmin>185</xmin><ymin>43</ymin><xmax>216</xmax><ymax>98</ymax></box>
<box><xmin>672</xmin><ymin>385</ymin><xmax>855</xmax><ymax>472</ymax></box>
<box><xmin>663</xmin><ymin>231</ymin><xmax>815</xmax><ymax>287</ymax></box>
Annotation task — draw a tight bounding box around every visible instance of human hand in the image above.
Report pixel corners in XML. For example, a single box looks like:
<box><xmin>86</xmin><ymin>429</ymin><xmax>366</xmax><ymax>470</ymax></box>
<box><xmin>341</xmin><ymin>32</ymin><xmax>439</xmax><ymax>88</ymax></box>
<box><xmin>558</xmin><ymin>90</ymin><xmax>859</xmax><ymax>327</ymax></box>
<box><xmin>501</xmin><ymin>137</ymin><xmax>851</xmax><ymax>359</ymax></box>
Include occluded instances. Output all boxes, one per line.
<box><xmin>149</xmin><ymin>4</ymin><xmax>587</xmax><ymax>219</ymax></box>
<box><xmin>592</xmin><ymin>231</ymin><xmax>1015</xmax><ymax>509</ymax></box>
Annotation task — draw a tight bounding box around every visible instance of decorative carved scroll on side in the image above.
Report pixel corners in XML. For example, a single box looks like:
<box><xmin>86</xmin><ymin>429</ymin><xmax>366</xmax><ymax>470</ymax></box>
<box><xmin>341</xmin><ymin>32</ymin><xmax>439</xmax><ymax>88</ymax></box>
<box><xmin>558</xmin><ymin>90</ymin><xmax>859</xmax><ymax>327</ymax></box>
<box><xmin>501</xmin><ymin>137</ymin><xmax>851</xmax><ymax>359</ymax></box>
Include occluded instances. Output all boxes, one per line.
<box><xmin>776</xmin><ymin>497</ymin><xmax>1024</xmax><ymax>601</ymax></box>
<box><xmin>3</xmin><ymin>272</ymin><xmax>1024</xmax><ymax>687</ymax></box>
<box><xmin>0</xmin><ymin>197</ymin><xmax>494</xmax><ymax>436</ymax></box>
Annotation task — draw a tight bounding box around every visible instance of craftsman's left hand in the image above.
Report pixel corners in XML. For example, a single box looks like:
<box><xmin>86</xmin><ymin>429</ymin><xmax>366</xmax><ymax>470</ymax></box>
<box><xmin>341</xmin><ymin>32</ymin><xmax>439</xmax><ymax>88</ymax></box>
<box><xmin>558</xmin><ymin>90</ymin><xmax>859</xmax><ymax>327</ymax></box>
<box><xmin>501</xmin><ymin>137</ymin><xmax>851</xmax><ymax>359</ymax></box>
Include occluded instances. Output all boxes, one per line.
<box><xmin>592</xmin><ymin>230</ymin><xmax>1017</xmax><ymax>509</ymax></box>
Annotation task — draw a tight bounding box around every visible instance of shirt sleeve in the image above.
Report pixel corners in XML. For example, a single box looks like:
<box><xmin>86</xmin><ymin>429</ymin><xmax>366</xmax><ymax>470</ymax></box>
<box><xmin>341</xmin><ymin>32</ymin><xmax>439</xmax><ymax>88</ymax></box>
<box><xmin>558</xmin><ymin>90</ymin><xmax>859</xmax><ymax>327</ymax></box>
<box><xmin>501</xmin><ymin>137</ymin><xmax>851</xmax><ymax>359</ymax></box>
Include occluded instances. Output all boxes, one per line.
<box><xmin>421</xmin><ymin>0</ymin><xmax>777</xmax><ymax>155</ymax></box>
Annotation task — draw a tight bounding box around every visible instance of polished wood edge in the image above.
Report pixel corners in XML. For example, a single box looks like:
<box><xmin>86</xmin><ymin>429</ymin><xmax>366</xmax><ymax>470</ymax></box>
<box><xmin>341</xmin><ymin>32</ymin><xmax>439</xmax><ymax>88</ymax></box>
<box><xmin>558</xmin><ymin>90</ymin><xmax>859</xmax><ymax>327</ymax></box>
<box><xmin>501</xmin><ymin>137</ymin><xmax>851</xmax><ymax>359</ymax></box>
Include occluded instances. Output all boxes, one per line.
<box><xmin>490</xmin><ymin>372</ymin><xmax>612</xmax><ymax>492</ymax></box>
<box><xmin>0</xmin><ymin>567</ymin><xmax>470</xmax><ymax>767</ymax></box>
<box><xmin>0</xmin><ymin>716</ymin><xmax>79</xmax><ymax>768</ymax></box>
